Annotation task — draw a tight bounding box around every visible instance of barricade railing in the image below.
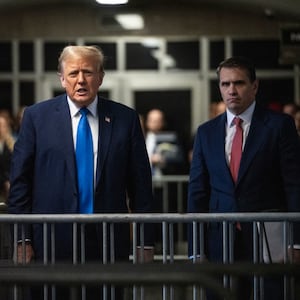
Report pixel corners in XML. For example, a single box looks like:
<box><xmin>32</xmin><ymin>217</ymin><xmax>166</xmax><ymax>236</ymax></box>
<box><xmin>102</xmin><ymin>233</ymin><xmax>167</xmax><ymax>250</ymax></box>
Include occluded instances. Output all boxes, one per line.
<box><xmin>0</xmin><ymin>212</ymin><xmax>299</xmax><ymax>300</ymax></box>
<box><xmin>152</xmin><ymin>174</ymin><xmax>189</xmax><ymax>250</ymax></box>
<box><xmin>152</xmin><ymin>175</ymin><xmax>189</xmax><ymax>213</ymax></box>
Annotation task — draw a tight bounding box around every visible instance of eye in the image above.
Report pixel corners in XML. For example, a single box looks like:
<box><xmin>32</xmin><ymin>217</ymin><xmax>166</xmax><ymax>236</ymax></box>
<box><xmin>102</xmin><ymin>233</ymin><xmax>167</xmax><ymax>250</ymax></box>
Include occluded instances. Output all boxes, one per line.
<box><xmin>84</xmin><ymin>71</ymin><xmax>94</xmax><ymax>77</ymax></box>
<box><xmin>69</xmin><ymin>72</ymin><xmax>78</xmax><ymax>78</ymax></box>
<box><xmin>221</xmin><ymin>82</ymin><xmax>230</xmax><ymax>87</ymax></box>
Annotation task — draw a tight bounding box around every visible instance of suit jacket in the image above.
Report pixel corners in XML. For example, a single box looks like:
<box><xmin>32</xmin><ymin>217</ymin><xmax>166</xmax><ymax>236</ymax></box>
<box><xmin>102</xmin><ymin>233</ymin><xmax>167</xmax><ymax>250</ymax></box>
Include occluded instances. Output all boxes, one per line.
<box><xmin>188</xmin><ymin>104</ymin><xmax>300</xmax><ymax>261</ymax></box>
<box><xmin>8</xmin><ymin>94</ymin><xmax>154</xmax><ymax>261</ymax></box>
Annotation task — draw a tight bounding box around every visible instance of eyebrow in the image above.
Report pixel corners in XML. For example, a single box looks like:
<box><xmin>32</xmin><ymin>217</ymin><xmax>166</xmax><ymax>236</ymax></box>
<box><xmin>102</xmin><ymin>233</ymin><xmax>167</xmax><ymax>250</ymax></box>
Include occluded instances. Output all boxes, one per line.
<box><xmin>220</xmin><ymin>79</ymin><xmax>246</xmax><ymax>85</ymax></box>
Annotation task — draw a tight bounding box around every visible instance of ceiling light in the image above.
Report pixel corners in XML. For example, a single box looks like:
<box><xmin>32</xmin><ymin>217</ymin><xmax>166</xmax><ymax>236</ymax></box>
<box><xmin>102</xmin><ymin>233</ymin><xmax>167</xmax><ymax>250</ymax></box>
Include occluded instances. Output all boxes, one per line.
<box><xmin>96</xmin><ymin>0</ymin><xmax>128</xmax><ymax>4</ymax></box>
<box><xmin>115</xmin><ymin>14</ymin><xmax>144</xmax><ymax>30</ymax></box>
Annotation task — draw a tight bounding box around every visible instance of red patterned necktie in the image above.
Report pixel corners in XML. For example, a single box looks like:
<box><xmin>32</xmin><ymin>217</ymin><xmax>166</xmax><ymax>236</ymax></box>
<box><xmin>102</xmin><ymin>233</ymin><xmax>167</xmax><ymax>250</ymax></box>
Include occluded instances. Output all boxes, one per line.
<box><xmin>230</xmin><ymin>117</ymin><xmax>243</xmax><ymax>183</ymax></box>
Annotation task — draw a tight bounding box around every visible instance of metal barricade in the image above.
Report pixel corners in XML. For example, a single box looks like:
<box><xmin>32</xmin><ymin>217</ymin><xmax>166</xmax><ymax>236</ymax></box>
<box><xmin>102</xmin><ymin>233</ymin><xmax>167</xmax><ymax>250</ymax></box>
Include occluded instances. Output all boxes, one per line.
<box><xmin>0</xmin><ymin>213</ymin><xmax>299</xmax><ymax>300</ymax></box>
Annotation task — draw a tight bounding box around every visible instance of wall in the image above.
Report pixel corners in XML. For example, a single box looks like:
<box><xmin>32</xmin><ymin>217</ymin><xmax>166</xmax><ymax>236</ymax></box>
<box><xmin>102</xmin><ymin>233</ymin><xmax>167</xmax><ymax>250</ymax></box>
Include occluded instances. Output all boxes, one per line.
<box><xmin>0</xmin><ymin>3</ymin><xmax>288</xmax><ymax>39</ymax></box>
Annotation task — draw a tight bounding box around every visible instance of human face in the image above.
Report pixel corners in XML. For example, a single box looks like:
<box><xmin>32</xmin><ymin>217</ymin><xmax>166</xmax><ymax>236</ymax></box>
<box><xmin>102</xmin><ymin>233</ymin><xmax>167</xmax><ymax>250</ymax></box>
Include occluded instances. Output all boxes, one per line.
<box><xmin>0</xmin><ymin>116</ymin><xmax>10</xmax><ymax>139</ymax></box>
<box><xmin>60</xmin><ymin>55</ymin><xmax>104</xmax><ymax>107</ymax></box>
<box><xmin>219</xmin><ymin>67</ymin><xmax>258</xmax><ymax>115</ymax></box>
<box><xmin>146</xmin><ymin>110</ymin><xmax>165</xmax><ymax>133</ymax></box>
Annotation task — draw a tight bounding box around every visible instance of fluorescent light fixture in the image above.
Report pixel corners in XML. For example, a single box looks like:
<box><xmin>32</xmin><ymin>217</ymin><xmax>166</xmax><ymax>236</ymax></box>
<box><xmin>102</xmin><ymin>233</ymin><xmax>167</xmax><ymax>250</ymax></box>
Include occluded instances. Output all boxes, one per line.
<box><xmin>141</xmin><ymin>38</ymin><xmax>161</xmax><ymax>48</ymax></box>
<box><xmin>115</xmin><ymin>14</ymin><xmax>144</xmax><ymax>30</ymax></box>
<box><xmin>96</xmin><ymin>0</ymin><xmax>128</xmax><ymax>4</ymax></box>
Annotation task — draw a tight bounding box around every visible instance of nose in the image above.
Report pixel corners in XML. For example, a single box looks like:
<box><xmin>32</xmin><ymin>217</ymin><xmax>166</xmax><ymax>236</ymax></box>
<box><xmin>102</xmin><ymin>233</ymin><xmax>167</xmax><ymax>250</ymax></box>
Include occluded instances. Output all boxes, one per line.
<box><xmin>78</xmin><ymin>71</ymin><xmax>86</xmax><ymax>83</ymax></box>
<box><xmin>228</xmin><ymin>83</ymin><xmax>237</xmax><ymax>95</ymax></box>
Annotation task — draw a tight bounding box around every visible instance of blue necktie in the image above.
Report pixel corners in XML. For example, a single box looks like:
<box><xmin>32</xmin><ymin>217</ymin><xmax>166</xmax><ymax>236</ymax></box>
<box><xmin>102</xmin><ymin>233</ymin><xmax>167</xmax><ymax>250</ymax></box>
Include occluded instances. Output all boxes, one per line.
<box><xmin>76</xmin><ymin>107</ymin><xmax>94</xmax><ymax>213</ymax></box>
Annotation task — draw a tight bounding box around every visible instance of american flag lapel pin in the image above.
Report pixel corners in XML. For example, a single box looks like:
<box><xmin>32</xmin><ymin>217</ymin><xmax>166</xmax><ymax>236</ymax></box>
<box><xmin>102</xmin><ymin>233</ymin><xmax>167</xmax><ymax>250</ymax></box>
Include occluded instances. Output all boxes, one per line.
<box><xmin>105</xmin><ymin>116</ymin><xmax>111</xmax><ymax>123</ymax></box>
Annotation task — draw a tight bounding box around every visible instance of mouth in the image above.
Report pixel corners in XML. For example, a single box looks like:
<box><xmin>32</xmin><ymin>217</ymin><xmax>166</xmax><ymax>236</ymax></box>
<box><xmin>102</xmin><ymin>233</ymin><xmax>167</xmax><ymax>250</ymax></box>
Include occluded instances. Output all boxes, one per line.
<box><xmin>76</xmin><ymin>88</ymin><xmax>88</xmax><ymax>95</ymax></box>
<box><xmin>228</xmin><ymin>97</ymin><xmax>239</xmax><ymax>103</ymax></box>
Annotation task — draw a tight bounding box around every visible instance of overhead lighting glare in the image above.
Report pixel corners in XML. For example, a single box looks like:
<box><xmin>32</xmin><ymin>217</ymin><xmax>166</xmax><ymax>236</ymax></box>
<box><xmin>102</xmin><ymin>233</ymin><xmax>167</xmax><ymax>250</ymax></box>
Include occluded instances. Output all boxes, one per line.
<box><xmin>96</xmin><ymin>0</ymin><xmax>128</xmax><ymax>4</ymax></box>
<box><xmin>115</xmin><ymin>14</ymin><xmax>144</xmax><ymax>30</ymax></box>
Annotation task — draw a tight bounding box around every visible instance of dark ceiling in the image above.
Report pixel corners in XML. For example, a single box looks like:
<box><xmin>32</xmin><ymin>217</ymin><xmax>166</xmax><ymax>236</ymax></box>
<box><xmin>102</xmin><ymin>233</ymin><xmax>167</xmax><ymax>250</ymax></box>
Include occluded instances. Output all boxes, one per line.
<box><xmin>0</xmin><ymin>0</ymin><xmax>300</xmax><ymax>20</ymax></box>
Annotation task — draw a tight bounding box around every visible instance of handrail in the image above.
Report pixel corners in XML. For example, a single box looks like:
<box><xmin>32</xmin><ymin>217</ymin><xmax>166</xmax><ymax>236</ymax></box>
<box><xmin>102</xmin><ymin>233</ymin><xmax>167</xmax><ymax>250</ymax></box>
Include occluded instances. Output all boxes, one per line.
<box><xmin>0</xmin><ymin>212</ymin><xmax>299</xmax><ymax>223</ymax></box>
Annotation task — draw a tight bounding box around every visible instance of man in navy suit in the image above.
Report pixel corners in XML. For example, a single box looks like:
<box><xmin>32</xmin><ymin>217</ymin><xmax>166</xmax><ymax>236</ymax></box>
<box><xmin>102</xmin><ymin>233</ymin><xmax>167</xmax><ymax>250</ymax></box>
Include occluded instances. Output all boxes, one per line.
<box><xmin>188</xmin><ymin>57</ymin><xmax>300</xmax><ymax>299</ymax></box>
<box><xmin>8</xmin><ymin>45</ymin><xmax>154</xmax><ymax>299</ymax></box>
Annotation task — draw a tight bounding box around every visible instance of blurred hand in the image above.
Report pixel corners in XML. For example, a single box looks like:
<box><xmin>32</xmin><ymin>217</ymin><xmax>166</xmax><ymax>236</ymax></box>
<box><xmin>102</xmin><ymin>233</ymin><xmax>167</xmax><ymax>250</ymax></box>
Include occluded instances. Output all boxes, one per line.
<box><xmin>17</xmin><ymin>243</ymin><xmax>34</xmax><ymax>264</ymax></box>
<box><xmin>288</xmin><ymin>248</ymin><xmax>300</xmax><ymax>263</ymax></box>
<box><xmin>151</xmin><ymin>153</ymin><xmax>162</xmax><ymax>164</ymax></box>
<box><xmin>136</xmin><ymin>247</ymin><xmax>154</xmax><ymax>263</ymax></box>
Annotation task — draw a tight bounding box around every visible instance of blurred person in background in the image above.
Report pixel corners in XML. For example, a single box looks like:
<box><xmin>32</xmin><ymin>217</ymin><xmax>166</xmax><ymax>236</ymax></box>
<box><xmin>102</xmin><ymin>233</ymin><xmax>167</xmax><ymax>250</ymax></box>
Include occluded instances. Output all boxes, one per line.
<box><xmin>0</xmin><ymin>110</ymin><xmax>15</xmax><ymax>203</ymax></box>
<box><xmin>282</xmin><ymin>102</ymin><xmax>298</xmax><ymax>118</ymax></box>
<box><xmin>294</xmin><ymin>107</ymin><xmax>300</xmax><ymax>137</ymax></box>
<box><xmin>145</xmin><ymin>108</ymin><xmax>184</xmax><ymax>177</ymax></box>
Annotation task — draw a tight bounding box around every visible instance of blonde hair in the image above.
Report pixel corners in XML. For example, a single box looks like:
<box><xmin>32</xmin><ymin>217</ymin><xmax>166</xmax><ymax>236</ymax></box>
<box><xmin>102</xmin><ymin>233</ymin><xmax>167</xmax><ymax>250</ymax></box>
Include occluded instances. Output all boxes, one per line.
<box><xmin>58</xmin><ymin>45</ymin><xmax>105</xmax><ymax>74</ymax></box>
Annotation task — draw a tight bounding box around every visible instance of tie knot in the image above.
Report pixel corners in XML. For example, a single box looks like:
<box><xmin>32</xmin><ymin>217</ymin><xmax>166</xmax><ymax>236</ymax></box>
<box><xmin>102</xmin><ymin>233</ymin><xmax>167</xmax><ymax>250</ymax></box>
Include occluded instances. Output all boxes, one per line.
<box><xmin>80</xmin><ymin>107</ymin><xmax>89</xmax><ymax>116</ymax></box>
<box><xmin>233</xmin><ymin>117</ymin><xmax>243</xmax><ymax>127</ymax></box>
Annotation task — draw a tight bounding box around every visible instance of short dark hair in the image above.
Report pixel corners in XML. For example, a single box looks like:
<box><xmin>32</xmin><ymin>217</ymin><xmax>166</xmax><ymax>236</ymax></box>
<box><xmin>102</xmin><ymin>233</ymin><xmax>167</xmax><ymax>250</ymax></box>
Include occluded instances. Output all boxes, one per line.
<box><xmin>216</xmin><ymin>56</ymin><xmax>256</xmax><ymax>82</ymax></box>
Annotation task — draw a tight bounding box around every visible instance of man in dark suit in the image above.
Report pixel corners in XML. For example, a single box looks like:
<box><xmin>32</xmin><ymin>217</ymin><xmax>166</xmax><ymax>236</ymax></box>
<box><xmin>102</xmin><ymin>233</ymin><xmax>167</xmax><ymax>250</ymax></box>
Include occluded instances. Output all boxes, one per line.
<box><xmin>188</xmin><ymin>56</ymin><xmax>300</xmax><ymax>299</ymax></box>
<box><xmin>8</xmin><ymin>45</ymin><xmax>154</xmax><ymax>299</ymax></box>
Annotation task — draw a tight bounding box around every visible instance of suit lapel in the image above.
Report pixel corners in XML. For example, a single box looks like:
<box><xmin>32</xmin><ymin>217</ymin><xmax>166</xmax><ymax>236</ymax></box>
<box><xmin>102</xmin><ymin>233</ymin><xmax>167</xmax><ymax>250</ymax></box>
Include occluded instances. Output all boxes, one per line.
<box><xmin>237</xmin><ymin>106</ymin><xmax>267</xmax><ymax>184</ymax></box>
<box><xmin>96</xmin><ymin>98</ymin><xmax>113</xmax><ymax>184</ymax></box>
<box><xmin>216</xmin><ymin>113</ymin><xmax>231</xmax><ymax>174</ymax></box>
<box><xmin>53</xmin><ymin>95</ymin><xmax>78</xmax><ymax>193</ymax></box>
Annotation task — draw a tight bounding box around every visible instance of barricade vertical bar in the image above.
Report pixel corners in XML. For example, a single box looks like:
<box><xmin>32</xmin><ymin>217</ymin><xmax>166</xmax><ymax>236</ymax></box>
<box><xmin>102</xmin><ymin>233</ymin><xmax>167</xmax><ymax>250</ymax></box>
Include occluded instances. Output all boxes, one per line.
<box><xmin>169</xmin><ymin>223</ymin><xmax>175</xmax><ymax>300</ymax></box>
<box><xmin>258</xmin><ymin>222</ymin><xmax>264</xmax><ymax>300</ymax></box>
<box><xmin>50</xmin><ymin>223</ymin><xmax>55</xmax><ymax>264</ymax></box>
<box><xmin>103</xmin><ymin>222</ymin><xmax>108</xmax><ymax>300</ymax></box>
<box><xmin>81</xmin><ymin>223</ymin><xmax>86</xmax><ymax>263</ymax></box>
<box><xmin>222</xmin><ymin>221</ymin><xmax>229</xmax><ymax>289</ymax></box>
<box><xmin>43</xmin><ymin>222</ymin><xmax>49</xmax><ymax>300</ymax></box>
<box><xmin>228</xmin><ymin>222</ymin><xmax>234</xmax><ymax>290</ymax></box>
<box><xmin>139</xmin><ymin>223</ymin><xmax>145</xmax><ymax>300</ymax></box>
<box><xmin>289</xmin><ymin>222</ymin><xmax>295</xmax><ymax>300</ymax></box>
<box><xmin>71</xmin><ymin>222</ymin><xmax>78</xmax><ymax>300</ymax></box>
<box><xmin>162</xmin><ymin>221</ymin><xmax>168</xmax><ymax>300</ymax></box>
<box><xmin>50</xmin><ymin>223</ymin><xmax>56</xmax><ymax>300</ymax></box>
<box><xmin>21</xmin><ymin>224</ymin><xmax>26</xmax><ymax>264</ymax></box>
<box><xmin>199</xmin><ymin>222</ymin><xmax>205</xmax><ymax>300</ymax></box>
<box><xmin>290</xmin><ymin>222</ymin><xmax>295</xmax><ymax>300</ymax></box>
<box><xmin>283</xmin><ymin>221</ymin><xmax>289</xmax><ymax>300</ymax></box>
<box><xmin>192</xmin><ymin>221</ymin><xmax>198</xmax><ymax>300</ymax></box>
<box><xmin>139</xmin><ymin>223</ymin><xmax>145</xmax><ymax>263</ymax></box>
<box><xmin>253</xmin><ymin>222</ymin><xmax>258</xmax><ymax>300</ymax></box>
<box><xmin>169</xmin><ymin>223</ymin><xmax>174</xmax><ymax>263</ymax></box>
<box><xmin>132</xmin><ymin>222</ymin><xmax>137</xmax><ymax>263</ymax></box>
<box><xmin>80</xmin><ymin>223</ymin><xmax>86</xmax><ymax>300</ymax></box>
<box><xmin>192</xmin><ymin>221</ymin><xmax>197</xmax><ymax>263</ymax></box>
<box><xmin>132</xmin><ymin>222</ymin><xmax>137</xmax><ymax>300</ymax></box>
<box><xmin>13</xmin><ymin>223</ymin><xmax>17</xmax><ymax>264</ymax></box>
<box><xmin>43</xmin><ymin>222</ymin><xmax>48</xmax><ymax>264</ymax></box>
<box><xmin>110</xmin><ymin>223</ymin><xmax>115</xmax><ymax>263</ymax></box>
<box><xmin>110</xmin><ymin>223</ymin><xmax>115</xmax><ymax>300</ymax></box>
<box><xmin>73</xmin><ymin>222</ymin><xmax>78</xmax><ymax>264</ymax></box>
<box><xmin>13</xmin><ymin>223</ymin><xmax>18</xmax><ymax>300</ymax></box>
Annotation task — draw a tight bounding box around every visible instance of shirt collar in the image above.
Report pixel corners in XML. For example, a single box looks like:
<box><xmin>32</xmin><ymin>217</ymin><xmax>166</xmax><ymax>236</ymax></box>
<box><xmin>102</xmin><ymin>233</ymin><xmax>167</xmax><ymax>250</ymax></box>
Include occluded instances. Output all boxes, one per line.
<box><xmin>67</xmin><ymin>96</ymin><xmax>98</xmax><ymax>118</ymax></box>
<box><xmin>226</xmin><ymin>101</ymin><xmax>256</xmax><ymax>128</ymax></box>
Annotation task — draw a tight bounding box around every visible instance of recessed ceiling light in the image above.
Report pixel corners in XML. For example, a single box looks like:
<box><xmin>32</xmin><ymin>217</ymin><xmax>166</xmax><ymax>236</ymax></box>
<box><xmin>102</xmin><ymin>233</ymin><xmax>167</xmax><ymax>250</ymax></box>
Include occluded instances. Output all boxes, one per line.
<box><xmin>96</xmin><ymin>0</ymin><xmax>128</xmax><ymax>4</ymax></box>
<box><xmin>115</xmin><ymin>14</ymin><xmax>144</xmax><ymax>30</ymax></box>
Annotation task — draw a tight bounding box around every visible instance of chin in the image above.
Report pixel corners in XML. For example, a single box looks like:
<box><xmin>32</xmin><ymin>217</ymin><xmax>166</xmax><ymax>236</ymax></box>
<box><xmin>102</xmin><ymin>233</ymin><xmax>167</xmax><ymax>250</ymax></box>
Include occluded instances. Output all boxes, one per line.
<box><xmin>72</xmin><ymin>97</ymin><xmax>93</xmax><ymax>106</ymax></box>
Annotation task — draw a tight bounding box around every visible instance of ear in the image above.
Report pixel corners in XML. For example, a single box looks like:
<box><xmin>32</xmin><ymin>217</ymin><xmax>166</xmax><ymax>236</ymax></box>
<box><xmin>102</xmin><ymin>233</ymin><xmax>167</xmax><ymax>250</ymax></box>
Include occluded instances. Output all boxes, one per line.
<box><xmin>98</xmin><ymin>72</ymin><xmax>104</xmax><ymax>86</ymax></box>
<box><xmin>253</xmin><ymin>79</ymin><xmax>259</xmax><ymax>93</ymax></box>
<box><xmin>60</xmin><ymin>75</ymin><xmax>66</xmax><ymax>88</ymax></box>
